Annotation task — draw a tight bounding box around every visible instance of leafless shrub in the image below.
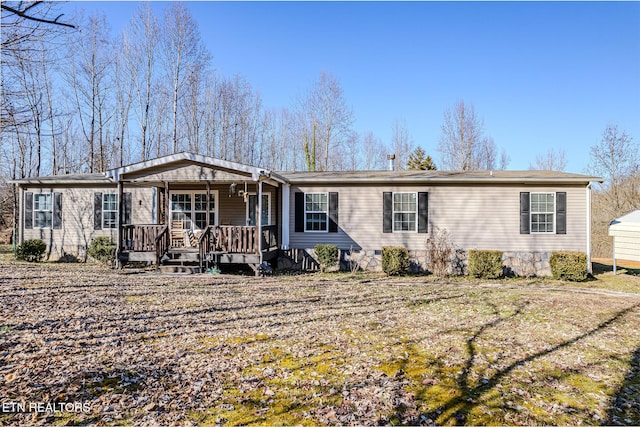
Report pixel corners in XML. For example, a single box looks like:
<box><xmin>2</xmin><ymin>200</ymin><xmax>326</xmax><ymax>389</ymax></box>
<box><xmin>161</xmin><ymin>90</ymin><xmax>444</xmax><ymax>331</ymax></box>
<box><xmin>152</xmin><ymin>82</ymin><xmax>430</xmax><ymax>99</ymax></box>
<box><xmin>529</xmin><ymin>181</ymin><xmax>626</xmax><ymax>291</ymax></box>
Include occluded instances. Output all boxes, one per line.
<box><xmin>426</xmin><ymin>227</ymin><xmax>455</xmax><ymax>277</ymax></box>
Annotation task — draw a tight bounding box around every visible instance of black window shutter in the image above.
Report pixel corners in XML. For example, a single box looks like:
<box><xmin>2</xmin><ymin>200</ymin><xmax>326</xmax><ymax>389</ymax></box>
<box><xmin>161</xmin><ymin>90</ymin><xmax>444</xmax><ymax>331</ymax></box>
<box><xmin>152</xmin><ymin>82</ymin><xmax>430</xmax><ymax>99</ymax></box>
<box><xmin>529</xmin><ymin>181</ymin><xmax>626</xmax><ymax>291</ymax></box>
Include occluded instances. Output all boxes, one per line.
<box><xmin>328</xmin><ymin>192</ymin><xmax>338</xmax><ymax>233</ymax></box>
<box><xmin>53</xmin><ymin>192</ymin><xmax>62</xmax><ymax>229</ymax></box>
<box><xmin>124</xmin><ymin>192</ymin><xmax>132</xmax><ymax>225</ymax></box>
<box><xmin>556</xmin><ymin>192</ymin><xmax>566</xmax><ymax>234</ymax></box>
<box><xmin>24</xmin><ymin>192</ymin><xmax>33</xmax><ymax>229</ymax></box>
<box><xmin>418</xmin><ymin>192</ymin><xmax>429</xmax><ymax>233</ymax></box>
<box><xmin>383</xmin><ymin>192</ymin><xmax>393</xmax><ymax>233</ymax></box>
<box><xmin>94</xmin><ymin>192</ymin><xmax>102</xmax><ymax>230</ymax></box>
<box><xmin>294</xmin><ymin>192</ymin><xmax>304</xmax><ymax>232</ymax></box>
<box><xmin>520</xmin><ymin>192</ymin><xmax>530</xmax><ymax>234</ymax></box>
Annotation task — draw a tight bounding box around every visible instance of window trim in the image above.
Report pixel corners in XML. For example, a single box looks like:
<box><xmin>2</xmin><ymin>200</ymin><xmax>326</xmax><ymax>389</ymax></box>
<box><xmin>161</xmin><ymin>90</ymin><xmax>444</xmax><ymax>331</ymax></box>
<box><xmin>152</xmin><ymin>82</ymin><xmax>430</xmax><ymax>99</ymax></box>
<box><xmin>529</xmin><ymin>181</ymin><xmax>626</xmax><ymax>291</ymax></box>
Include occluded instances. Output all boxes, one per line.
<box><xmin>530</xmin><ymin>192</ymin><xmax>556</xmax><ymax>234</ymax></box>
<box><xmin>33</xmin><ymin>193</ymin><xmax>53</xmax><ymax>229</ymax></box>
<box><xmin>102</xmin><ymin>193</ymin><xmax>118</xmax><ymax>229</ymax></box>
<box><xmin>246</xmin><ymin>192</ymin><xmax>272</xmax><ymax>226</ymax></box>
<box><xmin>304</xmin><ymin>192</ymin><xmax>329</xmax><ymax>233</ymax></box>
<box><xmin>392</xmin><ymin>192</ymin><xmax>418</xmax><ymax>233</ymax></box>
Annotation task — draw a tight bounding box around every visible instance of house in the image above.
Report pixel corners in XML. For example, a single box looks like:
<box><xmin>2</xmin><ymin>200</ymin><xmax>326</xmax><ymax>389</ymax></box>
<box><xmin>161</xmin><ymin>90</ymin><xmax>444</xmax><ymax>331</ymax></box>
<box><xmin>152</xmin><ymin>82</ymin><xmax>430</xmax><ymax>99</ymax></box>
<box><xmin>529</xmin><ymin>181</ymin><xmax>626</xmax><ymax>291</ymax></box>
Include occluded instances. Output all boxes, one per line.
<box><xmin>609</xmin><ymin>210</ymin><xmax>640</xmax><ymax>274</ymax></box>
<box><xmin>13</xmin><ymin>152</ymin><xmax>602</xmax><ymax>276</ymax></box>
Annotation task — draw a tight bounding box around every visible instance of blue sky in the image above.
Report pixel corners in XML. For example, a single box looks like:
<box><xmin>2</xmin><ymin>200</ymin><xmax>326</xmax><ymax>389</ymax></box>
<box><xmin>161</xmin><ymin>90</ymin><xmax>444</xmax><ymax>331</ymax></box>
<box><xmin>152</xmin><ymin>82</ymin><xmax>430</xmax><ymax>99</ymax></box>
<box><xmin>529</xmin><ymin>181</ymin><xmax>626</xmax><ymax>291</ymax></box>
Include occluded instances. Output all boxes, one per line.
<box><xmin>63</xmin><ymin>1</ymin><xmax>640</xmax><ymax>173</ymax></box>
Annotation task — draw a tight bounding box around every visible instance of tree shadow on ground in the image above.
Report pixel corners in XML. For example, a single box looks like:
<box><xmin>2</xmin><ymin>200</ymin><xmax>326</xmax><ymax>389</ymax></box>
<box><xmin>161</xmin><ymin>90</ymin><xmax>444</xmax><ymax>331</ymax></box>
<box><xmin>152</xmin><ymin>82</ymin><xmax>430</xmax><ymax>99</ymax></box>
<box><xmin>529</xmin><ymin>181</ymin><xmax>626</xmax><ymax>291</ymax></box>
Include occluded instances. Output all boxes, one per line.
<box><xmin>389</xmin><ymin>300</ymin><xmax>640</xmax><ymax>425</ymax></box>
<box><xmin>606</xmin><ymin>346</ymin><xmax>640</xmax><ymax>425</ymax></box>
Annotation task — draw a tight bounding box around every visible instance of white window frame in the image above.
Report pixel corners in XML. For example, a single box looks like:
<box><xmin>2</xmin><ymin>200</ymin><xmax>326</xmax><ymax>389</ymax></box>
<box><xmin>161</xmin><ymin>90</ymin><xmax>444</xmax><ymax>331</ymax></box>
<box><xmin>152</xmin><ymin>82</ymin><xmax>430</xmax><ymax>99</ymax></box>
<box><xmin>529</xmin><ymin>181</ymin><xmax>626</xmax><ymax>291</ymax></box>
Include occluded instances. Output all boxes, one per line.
<box><xmin>170</xmin><ymin>191</ymin><xmax>219</xmax><ymax>231</ymax></box>
<box><xmin>246</xmin><ymin>192</ymin><xmax>271</xmax><ymax>226</ymax></box>
<box><xmin>392</xmin><ymin>192</ymin><xmax>418</xmax><ymax>233</ymax></box>
<box><xmin>33</xmin><ymin>193</ymin><xmax>52</xmax><ymax>229</ymax></box>
<box><xmin>304</xmin><ymin>192</ymin><xmax>328</xmax><ymax>233</ymax></box>
<box><xmin>102</xmin><ymin>193</ymin><xmax>118</xmax><ymax>229</ymax></box>
<box><xmin>530</xmin><ymin>192</ymin><xmax>555</xmax><ymax>234</ymax></box>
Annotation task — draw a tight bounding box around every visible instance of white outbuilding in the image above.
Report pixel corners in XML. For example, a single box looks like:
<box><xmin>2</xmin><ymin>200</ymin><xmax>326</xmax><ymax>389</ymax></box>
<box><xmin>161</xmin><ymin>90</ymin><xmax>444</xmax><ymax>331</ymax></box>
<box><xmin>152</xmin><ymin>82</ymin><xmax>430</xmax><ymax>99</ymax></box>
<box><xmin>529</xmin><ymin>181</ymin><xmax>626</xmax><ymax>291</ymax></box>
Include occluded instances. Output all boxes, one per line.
<box><xmin>609</xmin><ymin>210</ymin><xmax>640</xmax><ymax>273</ymax></box>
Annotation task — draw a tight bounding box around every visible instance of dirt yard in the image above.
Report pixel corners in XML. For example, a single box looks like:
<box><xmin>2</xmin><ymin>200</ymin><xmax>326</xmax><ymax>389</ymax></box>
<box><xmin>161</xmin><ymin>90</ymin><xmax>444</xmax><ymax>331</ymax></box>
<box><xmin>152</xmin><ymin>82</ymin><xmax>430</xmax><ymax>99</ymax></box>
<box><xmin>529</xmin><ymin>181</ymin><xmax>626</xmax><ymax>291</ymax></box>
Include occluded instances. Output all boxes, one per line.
<box><xmin>1</xmin><ymin>260</ymin><xmax>639</xmax><ymax>426</ymax></box>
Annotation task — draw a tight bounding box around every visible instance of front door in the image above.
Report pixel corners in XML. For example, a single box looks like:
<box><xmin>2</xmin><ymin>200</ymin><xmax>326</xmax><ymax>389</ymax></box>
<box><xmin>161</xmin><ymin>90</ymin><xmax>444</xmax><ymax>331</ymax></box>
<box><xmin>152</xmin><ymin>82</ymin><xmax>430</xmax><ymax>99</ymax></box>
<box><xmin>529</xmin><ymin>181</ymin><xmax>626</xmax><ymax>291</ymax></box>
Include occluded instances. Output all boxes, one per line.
<box><xmin>246</xmin><ymin>193</ymin><xmax>270</xmax><ymax>226</ymax></box>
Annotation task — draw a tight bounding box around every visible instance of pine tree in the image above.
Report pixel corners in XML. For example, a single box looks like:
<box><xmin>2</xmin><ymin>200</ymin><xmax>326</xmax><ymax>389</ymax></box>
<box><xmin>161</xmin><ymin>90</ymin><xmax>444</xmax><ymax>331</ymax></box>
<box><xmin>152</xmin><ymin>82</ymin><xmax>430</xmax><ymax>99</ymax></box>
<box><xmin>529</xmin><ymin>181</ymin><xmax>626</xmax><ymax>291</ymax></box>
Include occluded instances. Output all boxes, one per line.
<box><xmin>406</xmin><ymin>147</ymin><xmax>437</xmax><ymax>170</ymax></box>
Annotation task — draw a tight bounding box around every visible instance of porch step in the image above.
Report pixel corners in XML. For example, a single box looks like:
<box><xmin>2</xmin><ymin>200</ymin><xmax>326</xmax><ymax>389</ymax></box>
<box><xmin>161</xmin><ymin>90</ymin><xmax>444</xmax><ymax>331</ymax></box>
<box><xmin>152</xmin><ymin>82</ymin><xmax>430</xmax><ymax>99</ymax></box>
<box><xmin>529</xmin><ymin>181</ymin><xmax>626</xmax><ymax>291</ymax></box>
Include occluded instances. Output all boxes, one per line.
<box><xmin>159</xmin><ymin>249</ymin><xmax>201</xmax><ymax>274</ymax></box>
<box><xmin>158</xmin><ymin>265</ymin><xmax>201</xmax><ymax>274</ymax></box>
<box><xmin>163</xmin><ymin>250</ymin><xmax>200</xmax><ymax>263</ymax></box>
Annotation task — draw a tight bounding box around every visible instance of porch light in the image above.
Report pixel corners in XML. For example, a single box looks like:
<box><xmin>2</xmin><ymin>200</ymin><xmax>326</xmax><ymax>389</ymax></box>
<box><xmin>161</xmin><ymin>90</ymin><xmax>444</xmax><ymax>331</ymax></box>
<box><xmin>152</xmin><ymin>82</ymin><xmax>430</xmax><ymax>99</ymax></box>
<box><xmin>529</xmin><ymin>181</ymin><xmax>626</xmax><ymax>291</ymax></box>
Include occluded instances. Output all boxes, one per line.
<box><xmin>229</xmin><ymin>183</ymin><xmax>237</xmax><ymax>197</ymax></box>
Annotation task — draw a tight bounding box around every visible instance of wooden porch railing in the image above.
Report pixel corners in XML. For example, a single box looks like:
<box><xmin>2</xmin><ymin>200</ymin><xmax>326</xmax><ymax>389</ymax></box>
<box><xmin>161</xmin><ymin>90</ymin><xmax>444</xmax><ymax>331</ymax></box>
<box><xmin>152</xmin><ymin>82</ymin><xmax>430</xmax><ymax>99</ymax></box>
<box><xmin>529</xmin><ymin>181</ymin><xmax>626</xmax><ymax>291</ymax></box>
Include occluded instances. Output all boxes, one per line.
<box><xmin>121</xmin><ymin>224</ymin><xmax>166</xmax><ymax>252</ymax></box>
<box><xmin>199</xmin><ymin>225</ymin><xmax>279</xmax><ymax>271</ymax></box>
<box><xmin>261</xmin><ymin>225</ymin><xmax>278</xmax><ymax>251</ymax></box>
<box><xmin>155</xmin><ymin>225</ymin><xmax>169</xmax><ymax>265</ymax></box>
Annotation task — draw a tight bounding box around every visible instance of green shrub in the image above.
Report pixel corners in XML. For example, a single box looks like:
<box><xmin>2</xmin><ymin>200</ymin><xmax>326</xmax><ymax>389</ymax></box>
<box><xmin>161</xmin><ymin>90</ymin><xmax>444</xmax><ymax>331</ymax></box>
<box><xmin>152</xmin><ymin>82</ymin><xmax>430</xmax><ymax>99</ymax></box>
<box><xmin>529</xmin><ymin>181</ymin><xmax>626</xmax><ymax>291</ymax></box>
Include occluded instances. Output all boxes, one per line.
<box><xmin>550</xmin><ymin>251</ymin><xmax>588</xmax><ymax>281</ymax></box>
<box><xmin>16</xmin><ymin>239</ymin><xmax>46</xmax><ymax>262</ymax></box>
<box><xmin>468</xmin><ymin>250</ymin><xmax>504</xmax><ymax>278</ymax></box>
<box><xmin>314</xmin><ymin>244</ymin><xmax>339</xmax><ymax>272</ymax></box>
<box><xmin>382</xmin><ymin>246</ymin><xmax>410</xmax><ymax>276</ymax></box>
<box><xmin>88</xmin><ymin>237</ymin><xmax>116</xmax><ymax>264</ymax></box>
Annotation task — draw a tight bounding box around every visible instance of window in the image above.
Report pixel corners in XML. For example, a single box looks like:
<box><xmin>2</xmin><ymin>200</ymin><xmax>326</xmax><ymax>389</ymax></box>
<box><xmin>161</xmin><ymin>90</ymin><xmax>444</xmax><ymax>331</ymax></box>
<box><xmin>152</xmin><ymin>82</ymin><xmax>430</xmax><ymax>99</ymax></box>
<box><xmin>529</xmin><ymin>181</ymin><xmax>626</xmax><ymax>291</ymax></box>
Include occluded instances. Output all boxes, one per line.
<box><xmin>305</xmin><ymin>193</ymin><xmax>328</xmax><ymax>232</ymax></box>
<box><xmin>171</xmin><ymin>193</ymin><xmax>193</xmax><ymax>228</ymax></box>
<box><xmin>102</xmin><ymin>194</ymin><xmax>118</xmax><ymax>229</ymax></box>
<box><xmin>194</xmin><ymin>194</ymin><xmax>216</xmax><ymax>230</ymax></box>
<box><xmin>247</xmin><ymin>193</ymin><xmax>271</xmax><ymax>226</ymax></box>
<box><xmin>170</xmin><ymin>192</ymin><xmax>217</xmax><ymax>230</ymax></box>
<box><xmin>393</xmin><ymin>192</ymin><xmax>417</xmax><ymax>232</ymax></box>
<box><xmin>530</xmin><ymin>192</ymin><xmax>555</xmax><ymax>233</ymax></box>
<box><xmin>34</xmin><ymin>193</ymin><xmax>52</xmax><ymax>228</ymax></box>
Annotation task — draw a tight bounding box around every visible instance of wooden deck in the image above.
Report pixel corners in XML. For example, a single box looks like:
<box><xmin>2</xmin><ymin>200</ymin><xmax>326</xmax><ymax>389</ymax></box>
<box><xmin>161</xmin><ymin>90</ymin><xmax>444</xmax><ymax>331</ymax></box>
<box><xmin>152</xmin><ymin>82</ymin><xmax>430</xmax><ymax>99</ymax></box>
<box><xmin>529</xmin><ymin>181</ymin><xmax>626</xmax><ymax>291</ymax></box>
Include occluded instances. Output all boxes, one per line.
<box><xmin>118</xmin><ymin>224</ymin><xmax>279</xmax><ymax>273</ymax></box>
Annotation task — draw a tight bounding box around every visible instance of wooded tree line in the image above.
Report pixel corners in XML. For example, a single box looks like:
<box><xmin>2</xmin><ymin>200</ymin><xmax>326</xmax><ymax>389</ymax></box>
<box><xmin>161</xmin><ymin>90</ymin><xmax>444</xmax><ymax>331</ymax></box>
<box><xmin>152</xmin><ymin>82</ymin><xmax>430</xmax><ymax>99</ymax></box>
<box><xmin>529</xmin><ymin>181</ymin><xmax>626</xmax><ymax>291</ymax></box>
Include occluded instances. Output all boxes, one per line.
<box><xmin>1</xmin><ymin>1</ymin><xmax>519</xmax><ymax>179</ymax></box>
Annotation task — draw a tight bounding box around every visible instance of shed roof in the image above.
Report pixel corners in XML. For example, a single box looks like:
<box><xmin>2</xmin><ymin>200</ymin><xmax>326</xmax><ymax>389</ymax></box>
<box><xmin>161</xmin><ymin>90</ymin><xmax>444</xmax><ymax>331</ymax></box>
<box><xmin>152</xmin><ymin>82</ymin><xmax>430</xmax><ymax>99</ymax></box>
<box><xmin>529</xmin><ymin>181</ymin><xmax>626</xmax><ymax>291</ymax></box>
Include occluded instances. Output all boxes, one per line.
<box><xmin>610</xmin><ymin>210</ymin><xmax>640</xmax><ymax>229</ymax></box>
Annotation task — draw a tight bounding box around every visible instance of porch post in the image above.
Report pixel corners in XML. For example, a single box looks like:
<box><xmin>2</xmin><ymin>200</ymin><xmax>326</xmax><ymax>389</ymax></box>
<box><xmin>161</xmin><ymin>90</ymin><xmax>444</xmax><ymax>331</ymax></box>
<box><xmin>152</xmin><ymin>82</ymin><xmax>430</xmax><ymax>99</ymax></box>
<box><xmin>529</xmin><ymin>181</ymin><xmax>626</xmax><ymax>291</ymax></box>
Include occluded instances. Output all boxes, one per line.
<box><xmin>18</xmin><ymin>184</ymin><xmax>24</xmax><ymax>246</ymax></box>
<box><xmin>164</xmin><ymin>181</ymin><xmax>170</xmax><ymax>225</ymax></box>
<box><xmin>257</xmin><ymin>179</ymin><xmax>263</xmax><ymax>262</ymax></box>
<box><xmin>281</xmin><ymin>184</ymin><xmax>290</xmax><ymax>249</ymax></box>
<box><xmin>206</xmin><ymin>180</ymin><xmax>211</xmax><ymax>227</ymax></box>
<box><xmin>116</xmin><ymin>180</ymin><xmax>124</xmax><ymax>268</ymax></box>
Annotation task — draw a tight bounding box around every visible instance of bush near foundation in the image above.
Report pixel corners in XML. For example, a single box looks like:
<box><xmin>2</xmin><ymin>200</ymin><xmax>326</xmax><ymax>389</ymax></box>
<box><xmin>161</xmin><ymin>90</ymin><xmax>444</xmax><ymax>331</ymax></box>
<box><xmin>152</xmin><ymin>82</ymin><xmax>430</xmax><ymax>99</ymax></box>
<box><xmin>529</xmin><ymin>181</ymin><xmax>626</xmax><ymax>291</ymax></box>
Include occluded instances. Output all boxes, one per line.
<box><xmin>468</xmin><ymin>250</ymin><xmax>504</xmax><ymax>279</ymax></box>
<box><xmin>314</xmin><ymin>244</ymin><xmax>339</xmax><ymax>272</ymax></box>
<box><xmin>16</xmin><ymin>239</ymin><xmax>46</xmax><ymax>262</ymax></box>
<box><xmin>382</xmin><ymin>246</ymin><xmax>409</xmax><ymax>276</ymax></box>
<box><xmin>88</xmin><ymin>237</ymin><xmax>116</xmax><ymax>264</ymax></box>
<box><xmin>550</xmin><ymin>251</ymin><xmax>588</xmax><ymax>281</ymax></box>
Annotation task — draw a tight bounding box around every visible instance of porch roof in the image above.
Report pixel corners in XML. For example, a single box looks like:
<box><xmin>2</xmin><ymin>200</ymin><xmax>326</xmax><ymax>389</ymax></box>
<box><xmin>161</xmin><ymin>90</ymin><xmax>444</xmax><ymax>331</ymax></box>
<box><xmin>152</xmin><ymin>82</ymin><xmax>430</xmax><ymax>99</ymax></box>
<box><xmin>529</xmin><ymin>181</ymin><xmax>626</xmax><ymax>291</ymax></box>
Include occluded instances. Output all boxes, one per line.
<box><xmin>106</xmin><ymin>152</ymin><xmax>288</xmax><ymax>184</ymax></box>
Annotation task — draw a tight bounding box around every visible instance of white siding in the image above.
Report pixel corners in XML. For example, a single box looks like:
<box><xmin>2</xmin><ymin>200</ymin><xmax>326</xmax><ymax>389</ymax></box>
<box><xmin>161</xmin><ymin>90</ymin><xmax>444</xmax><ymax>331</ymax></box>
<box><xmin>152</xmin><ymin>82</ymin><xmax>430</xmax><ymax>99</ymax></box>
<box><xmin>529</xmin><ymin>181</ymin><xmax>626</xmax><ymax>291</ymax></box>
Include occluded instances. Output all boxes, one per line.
<box><xmin>289</xmin><ymin>184</ymin><xmax>588</xmax><ymax>253</ymax></box>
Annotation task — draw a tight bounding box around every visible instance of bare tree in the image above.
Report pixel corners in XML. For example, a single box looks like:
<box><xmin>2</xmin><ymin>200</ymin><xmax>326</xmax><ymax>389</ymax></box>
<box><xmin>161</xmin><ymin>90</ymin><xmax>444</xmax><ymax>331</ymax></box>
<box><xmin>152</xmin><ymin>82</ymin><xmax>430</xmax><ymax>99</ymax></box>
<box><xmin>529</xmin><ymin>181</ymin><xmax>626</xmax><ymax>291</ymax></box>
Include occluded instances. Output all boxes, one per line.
<box><xmin>124</xmin><ymin>3</ymin><xmax>159</xmax><ymax>162</ymax></box>
<box><xmin>66</xmin><ymin>13</ymin><xmax>113</xmax><ymax>172</ymax></box>
<box><xmin>112</xmin><ymin>31</ymin><xmax>135</xmax><ymax>167</ymax></box>
<box><xmin>160</xmin><ymin>2</ymin><xmax>210</xmax><ymax>154</ymax></box>
<box><xmin>588</xmin><ymin>125</ymin><xmax>639</xmax><ymax>258</ymax></box>
<box><xmin>529</xmin><ymin>148</ymin><xmax>567</xmax><ymax>171</ymax></box>
<box><xmin>438</xmin><ymin>100</ymin><xmax>505</xmax><ymax>170</ymax></box>
<box><xmin>361</xmin><ymin>132</ymin><xmax>388</xmax><ymax>170</ymax></box>
<box><xmin>588</xmin><ymin>124</ymin><xmax>639</xmax><ymax>214</ymax></box>
<box><xmin>390</xmin><ymin>118</ymin><xmax>414</xmax><ymax>170</ymax></box>
<box><xmin>296</xmin><ymin>71</ymin><xmax>354</xmax><ymax>171</ymax></box>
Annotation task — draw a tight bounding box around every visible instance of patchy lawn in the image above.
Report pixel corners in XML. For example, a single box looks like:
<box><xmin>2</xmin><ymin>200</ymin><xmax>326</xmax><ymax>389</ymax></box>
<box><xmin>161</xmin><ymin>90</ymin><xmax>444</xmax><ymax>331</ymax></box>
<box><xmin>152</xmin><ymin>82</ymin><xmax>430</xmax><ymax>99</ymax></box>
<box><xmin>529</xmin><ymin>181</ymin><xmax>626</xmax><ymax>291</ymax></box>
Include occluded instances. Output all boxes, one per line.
<box><xmin>0</xmin><ymin>261</ymin><xmax>639</xmax><ymax>426</ymax></box>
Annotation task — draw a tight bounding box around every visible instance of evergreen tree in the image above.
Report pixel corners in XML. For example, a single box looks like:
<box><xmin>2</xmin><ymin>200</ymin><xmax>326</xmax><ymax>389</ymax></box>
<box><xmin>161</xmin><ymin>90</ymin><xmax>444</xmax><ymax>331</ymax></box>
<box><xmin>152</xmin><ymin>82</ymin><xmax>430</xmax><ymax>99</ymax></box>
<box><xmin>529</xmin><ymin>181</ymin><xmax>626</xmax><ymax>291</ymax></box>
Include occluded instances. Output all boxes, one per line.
<box><xmin>406</xmin><ymin>147</ymin><xmax>437</xmax><ymax>170</ymax></box>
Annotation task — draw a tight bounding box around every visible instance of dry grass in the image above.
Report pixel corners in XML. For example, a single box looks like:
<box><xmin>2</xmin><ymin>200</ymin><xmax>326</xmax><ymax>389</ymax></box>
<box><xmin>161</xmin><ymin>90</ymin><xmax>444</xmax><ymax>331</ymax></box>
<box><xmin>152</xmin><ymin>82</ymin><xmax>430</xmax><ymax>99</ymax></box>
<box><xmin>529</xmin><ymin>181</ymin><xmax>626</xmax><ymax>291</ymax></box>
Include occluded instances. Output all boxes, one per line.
<box><xmin>0</xmin><ymin>260</ymin><xmax>639</xmax><ymax>426</ymax></box>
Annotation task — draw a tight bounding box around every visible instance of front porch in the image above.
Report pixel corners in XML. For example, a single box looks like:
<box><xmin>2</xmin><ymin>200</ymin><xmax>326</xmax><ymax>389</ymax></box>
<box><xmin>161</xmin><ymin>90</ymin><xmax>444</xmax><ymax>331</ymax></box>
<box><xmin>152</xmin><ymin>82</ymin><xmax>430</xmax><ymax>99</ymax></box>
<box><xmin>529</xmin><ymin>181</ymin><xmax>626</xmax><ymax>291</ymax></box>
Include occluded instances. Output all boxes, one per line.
<box><xmin>118</xmin><ymin>224</ymin><xmax>279</xmax><ymax>274</ymax></box>
<box><xmin>108</xmin><ymin>153</ymin><xmax>287</xmax><ymax>274</ymax></box>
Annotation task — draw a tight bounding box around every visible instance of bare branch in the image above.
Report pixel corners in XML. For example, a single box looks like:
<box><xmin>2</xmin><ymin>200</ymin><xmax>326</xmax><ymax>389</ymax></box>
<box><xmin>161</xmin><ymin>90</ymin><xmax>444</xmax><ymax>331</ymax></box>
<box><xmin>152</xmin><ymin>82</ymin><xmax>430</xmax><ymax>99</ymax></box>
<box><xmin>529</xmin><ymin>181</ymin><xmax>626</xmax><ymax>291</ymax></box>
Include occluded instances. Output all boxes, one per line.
<box><xmin>1</xmin><ymin>2</ymin><xmax>75</xmax><ymax>29</ymax></box>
